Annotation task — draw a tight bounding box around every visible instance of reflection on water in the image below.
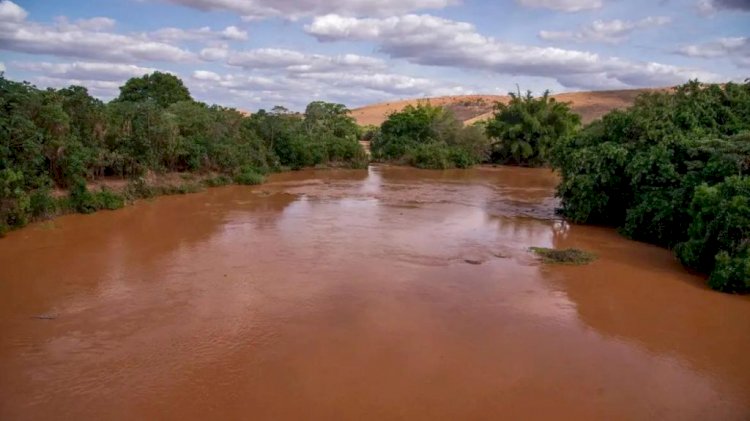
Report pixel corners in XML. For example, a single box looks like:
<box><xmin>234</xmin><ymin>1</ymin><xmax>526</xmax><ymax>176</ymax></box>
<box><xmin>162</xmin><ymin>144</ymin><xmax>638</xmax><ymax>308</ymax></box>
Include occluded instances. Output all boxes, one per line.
<box><xmin>0</xmin><ymin>165</ymin><xmax>748</xmax><ymax>420</ymax></box>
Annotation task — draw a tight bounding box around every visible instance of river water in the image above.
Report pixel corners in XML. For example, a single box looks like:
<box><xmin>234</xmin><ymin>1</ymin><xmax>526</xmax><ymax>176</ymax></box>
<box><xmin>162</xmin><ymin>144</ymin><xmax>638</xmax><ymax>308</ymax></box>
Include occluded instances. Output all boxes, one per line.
<box><xmin>0</xmin><ymin>166</ymin><xmax>748</xmax><ymax>420</ymax></box>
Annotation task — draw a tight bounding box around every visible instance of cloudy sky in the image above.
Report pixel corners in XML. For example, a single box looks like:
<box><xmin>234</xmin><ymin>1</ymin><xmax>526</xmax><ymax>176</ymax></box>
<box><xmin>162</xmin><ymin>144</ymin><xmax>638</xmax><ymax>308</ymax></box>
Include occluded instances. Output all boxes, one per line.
<box><xmin>0</xmin><ymin>0</ymin><xmax>748</xmax><ymax>110</ymax></box>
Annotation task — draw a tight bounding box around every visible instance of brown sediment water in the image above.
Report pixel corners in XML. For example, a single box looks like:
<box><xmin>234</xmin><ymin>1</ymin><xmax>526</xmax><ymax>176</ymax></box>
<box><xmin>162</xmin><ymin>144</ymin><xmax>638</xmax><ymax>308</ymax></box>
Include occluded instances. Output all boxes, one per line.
<box><xmin>0</xmin><ymin>165</ymin><xmax>748</xmax><ymax>420</ymax></box>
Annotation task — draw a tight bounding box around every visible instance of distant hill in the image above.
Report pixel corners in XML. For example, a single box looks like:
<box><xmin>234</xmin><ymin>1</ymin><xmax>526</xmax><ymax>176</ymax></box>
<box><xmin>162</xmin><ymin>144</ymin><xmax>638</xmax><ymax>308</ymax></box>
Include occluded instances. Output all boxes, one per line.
<box><xmin>351</xmin><ymin>88</ymin><xmax>662</xmax><ymax>126</ymax></box>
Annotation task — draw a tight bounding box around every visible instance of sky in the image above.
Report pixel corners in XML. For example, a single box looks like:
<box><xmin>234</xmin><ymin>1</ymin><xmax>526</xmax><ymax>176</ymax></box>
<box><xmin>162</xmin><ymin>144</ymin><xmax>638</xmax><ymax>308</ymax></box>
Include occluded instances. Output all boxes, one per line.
<box><xmin>0</xmin><ymin>0</ymin><xmax>748</xmax><ymax>110</ymax></box>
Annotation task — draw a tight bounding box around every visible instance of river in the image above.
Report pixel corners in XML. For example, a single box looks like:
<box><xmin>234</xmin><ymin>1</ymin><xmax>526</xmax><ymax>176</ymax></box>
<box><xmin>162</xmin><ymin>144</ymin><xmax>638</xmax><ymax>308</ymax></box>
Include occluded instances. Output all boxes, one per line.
<box><xmin>1</xmin><ymin>165</ymin><xmax>748</xmax><ymax>420</ymax></box>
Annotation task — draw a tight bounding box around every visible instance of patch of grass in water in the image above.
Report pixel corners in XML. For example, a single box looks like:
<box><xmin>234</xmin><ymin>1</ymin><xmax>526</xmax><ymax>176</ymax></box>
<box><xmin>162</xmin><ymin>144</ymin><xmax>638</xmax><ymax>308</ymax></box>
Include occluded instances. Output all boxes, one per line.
<box><xmin>530</xmin><ymin>247</ymin><xmax>596</xmax><ymax>265</ymax></box>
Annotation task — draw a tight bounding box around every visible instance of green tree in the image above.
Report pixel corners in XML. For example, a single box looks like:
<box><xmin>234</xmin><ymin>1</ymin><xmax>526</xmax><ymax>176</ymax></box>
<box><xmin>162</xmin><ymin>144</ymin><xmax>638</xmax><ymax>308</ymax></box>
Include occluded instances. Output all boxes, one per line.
<box><xmin>115</xmin><ymin>71</ymin><xmax>192</xmax><ymax>108</ymax></box>
<box><xmin>372</xmin><ymin>102</ymin><xmax>488</xmax><ymax>168</ymax></box>
<box><xmin>486</xmin><ymin>90</ymin><xmax>580</xmax><ymax>166</ymax></box>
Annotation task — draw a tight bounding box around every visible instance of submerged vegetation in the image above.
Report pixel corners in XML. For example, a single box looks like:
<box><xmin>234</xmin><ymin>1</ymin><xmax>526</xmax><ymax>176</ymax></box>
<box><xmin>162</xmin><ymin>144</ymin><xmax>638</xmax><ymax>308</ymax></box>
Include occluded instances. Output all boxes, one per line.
<box><xmin>0</xmin><ymin>72</ymin><xmax>367</xmax><ymax>235</ymax></box>
<box><xmin>530</xmin><ymin>247</ymin><xmax>597</xmax><ymax>265</ymax></box>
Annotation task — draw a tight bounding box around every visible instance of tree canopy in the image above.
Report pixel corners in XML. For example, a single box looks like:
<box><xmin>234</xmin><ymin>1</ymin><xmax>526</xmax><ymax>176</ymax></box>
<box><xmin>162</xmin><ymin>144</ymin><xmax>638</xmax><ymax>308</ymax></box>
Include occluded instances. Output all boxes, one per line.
<box><xmin>115</xmin><ymin>71</ymin><xmax>192</xmax><ymax>108</ymax></box>
<box><xmin>0</xmin><ymin>72</ymin><xmax>367</xmax><ymax>235</ymax></box>
<box><xmin>371</xmin><ymin>102</ymin><xmax>490</xmax><ymax>169</ymax></box>
<box><xmin>486</xmin><ymin>90</ymin><xmax>580</xmax><ymax>166</ymax></box>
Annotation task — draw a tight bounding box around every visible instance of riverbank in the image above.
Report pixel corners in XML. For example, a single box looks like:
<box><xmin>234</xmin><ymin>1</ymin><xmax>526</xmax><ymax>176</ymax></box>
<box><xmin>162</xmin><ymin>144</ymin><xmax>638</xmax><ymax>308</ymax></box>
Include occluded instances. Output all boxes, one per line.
<box><xmin>1</xmin><ymin>163</ymin><xmax>368</xmax><ymax>237</ymax></box>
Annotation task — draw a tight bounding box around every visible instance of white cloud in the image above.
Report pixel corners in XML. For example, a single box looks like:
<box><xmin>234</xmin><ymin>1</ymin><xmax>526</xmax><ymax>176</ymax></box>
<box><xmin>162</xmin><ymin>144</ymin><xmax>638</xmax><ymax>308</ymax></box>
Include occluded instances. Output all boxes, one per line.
<box><xmin>150</xmin><ymin>25</ymin><xmax>247</xmax><ymax>42</ymax></box>
<box><xmin>516</xmin><ymin>0</ymin><xmax>603</xmax><ymax>12</ymax></box>
<box><xmin>188</xmin><ymin>50</ymin><xmax>473</xmax><ymax>109</ymax></box>
<box><xmin>0</xmin><ymin>0</ymin><xmax>26</xmax><ymax>22</ymax></box>
<box><xmin>23</xmin><ymin>75</ymin><xmax>123</xmax><ymax>98</ymax></box>
<box><xmin>0</xmin><ymin>61</ymin><xmax>5</xmax><ymax>72</ymax></box>
<box><xmin>221</xmin><ymin>26</ymin><xmax>247</xmax><ymax>40</ymax></box>
<box><xmin>539</xmin><ymin>16</ymin><xmax>671</xmax><ymax>43</ymax></box>
<box><xmin>55</xmin><ymin>16</ymin><xmax>116</xmax><ymax>31</ymax></box>
<box><xmin>13</xmin><ymin>61</ymin><xmax>158</xmax><ymax>81</ymax></box>
<box><xmin>192</xmin><ymin>70</ymin><xmax>222</xmax><ymax>81</ymax></box>
<box><xmin>199</xmin><ymin>46</ymin><xmax>230</xmax><ymax>61</ymax></box>
<box><xmin>163</xmin><ymin>0</ymin><xmax>459</xmax><ymax>19</ymax></box>
<box><xmin>678</xmin><ymin>37</ymin><xmax>750</xmax><ymax>68</ymax></box>
<box><xmin>225</xmin><ymin>48</ymin><xmax>386</xmax><ymax>73</ymax></box>
<box><xmin>0</xmin><ymin>1</ymin><xmax>193</xmax><ymax>62</ymax></box>
<box><xmin>306</xmin><ymin>14</ymin><xmax>720</xmax><ymax>89</ymax></box>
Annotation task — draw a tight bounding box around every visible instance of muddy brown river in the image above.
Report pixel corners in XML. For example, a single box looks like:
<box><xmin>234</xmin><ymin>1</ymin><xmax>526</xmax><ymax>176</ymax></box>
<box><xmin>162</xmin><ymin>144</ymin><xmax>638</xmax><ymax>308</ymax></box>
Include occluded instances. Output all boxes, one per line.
<box><xmin>1</xmin><ymin>166</ymin><xmax>749</xmax><ymax>420</ymax></box>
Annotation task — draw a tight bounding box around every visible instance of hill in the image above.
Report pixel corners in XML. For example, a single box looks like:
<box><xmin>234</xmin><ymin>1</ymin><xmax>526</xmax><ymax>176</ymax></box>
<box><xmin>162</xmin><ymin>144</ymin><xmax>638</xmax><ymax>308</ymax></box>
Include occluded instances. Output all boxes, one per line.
<box><xmin>351</xmin><ymin>88</ymin><xmax>659</xmax><ymax>126</ymax></box>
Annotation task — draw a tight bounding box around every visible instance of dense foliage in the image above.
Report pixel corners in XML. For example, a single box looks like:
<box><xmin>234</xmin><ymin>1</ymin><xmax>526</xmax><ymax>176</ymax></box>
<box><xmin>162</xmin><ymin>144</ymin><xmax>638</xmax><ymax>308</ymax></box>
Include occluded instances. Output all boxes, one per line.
<box><xmin>550</xmin><ymin>81</ymin><xmax>750</xmax><ymax>292</ymax></box>
<box><xmin>371</xmin><ymin>102</ymin><xmax>490</xmax><ymax>169</ymax></box>
<box><xmin>486</xmin><ymin>90</ymin><xmax>580</xmax><ymax>166</ymax></box>
<box><xmin>0</xmin><ymin>73</ymin><xmax>367</xmax><ymax>235</ymax></box>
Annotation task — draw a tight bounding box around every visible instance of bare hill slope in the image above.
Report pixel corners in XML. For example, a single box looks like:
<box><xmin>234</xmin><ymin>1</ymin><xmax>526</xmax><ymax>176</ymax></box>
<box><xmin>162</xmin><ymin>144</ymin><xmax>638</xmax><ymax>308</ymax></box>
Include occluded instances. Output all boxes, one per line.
<box><xmin>351</xmin><ymin>88</ymin><xmax>660</xmax><ymax>126</ymax></box>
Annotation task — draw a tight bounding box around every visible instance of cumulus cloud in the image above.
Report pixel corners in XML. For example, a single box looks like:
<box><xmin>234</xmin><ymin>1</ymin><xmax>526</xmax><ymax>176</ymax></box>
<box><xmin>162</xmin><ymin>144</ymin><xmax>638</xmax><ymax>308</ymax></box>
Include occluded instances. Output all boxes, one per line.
<box><xmin>306</xmin><ymin>14</ymin><xmax>719</xmax><ymax>89</ymax></box>
<box><xmin>13</xmin><ymin>61</ymin><xmax>159</xmax><ymax>81</ymax></box>
<box><xmin>516</xmin><ymin>0</ymin><xmax>603</xmax><ymax>12</ymax></box>
<box><xmin>0</xmin><ymin>1</ymin><xmax>193</xmax><ymax>62</ymax></box>
<box><xmin>678</xmin><ymin>37</ymin><xmax>750</xmax><ymax>68</ymax></box>
<box><xmin>539</xmin><ymin>16</ymin><xmax>671</xmax><ymax>43</ymax></box>
<box><xmin>202</xmin><ymin>72</ymin><xmax>469</xmax><ymax>109</ymax></box>
<box><xmin>163</xmin><ymin>0</ymin><xmax>459</xmax><ymax>19</ymax></box>
<box><xmin>0</xmin><ymin>0</ymin><xmax>26</xmax><ymax>22</ymax></box>
<box><xmin>150</xmin><ymin>25</ymin><xmax>248</xmax><ymax>42</ymax></box>
<box><xmin>225</xmin><ymin>48</ymin><xmax>386</xmax><ymax>73</ymax></box>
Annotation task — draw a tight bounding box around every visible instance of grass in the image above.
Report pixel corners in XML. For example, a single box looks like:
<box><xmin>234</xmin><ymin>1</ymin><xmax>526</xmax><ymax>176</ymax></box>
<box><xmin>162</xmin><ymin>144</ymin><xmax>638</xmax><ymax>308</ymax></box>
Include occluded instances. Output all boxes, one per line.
<box><xmin>530</xmin><ymin>247</ymin><xmax>597</xmax><ymax>265</ymax></box>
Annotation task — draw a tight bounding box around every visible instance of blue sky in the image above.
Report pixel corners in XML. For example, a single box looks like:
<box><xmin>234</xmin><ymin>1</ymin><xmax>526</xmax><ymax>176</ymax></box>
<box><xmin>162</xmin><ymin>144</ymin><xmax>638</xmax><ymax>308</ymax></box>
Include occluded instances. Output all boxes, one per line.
<box><xmin>0</xmin><ymin>0</ymin><xmax>748</xmax><ymax>110</ymax></box>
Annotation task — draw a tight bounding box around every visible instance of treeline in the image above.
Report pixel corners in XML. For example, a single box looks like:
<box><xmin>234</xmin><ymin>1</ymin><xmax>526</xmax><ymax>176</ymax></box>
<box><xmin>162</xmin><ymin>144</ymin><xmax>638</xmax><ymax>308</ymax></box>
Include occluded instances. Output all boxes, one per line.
<box><xmin>0</xmin><ymin>72</ymin><xmax>367</xmax><ymax>235</ymax></box>
<box><xmin>369</xmin><ymin>91</ymin><xmax>580</xmax><ymax>168</ymax></box>
<box><xmin>551</xmin><ymin>81</ymin><xmax>750</xmax><ymax>293</ymax></box>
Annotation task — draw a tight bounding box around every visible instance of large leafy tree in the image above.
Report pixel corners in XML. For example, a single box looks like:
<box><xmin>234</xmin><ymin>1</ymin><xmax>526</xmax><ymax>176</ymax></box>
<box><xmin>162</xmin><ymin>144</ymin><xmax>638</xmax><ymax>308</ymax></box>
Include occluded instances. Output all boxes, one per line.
<box><xmin>115</xmin><ymin>71</ymin><xmax>192</xmax><ymax>108</ymax></box>
<box><xmin>485</xmin><ymin>90</ymin><xmax>580</xmax><ymax>166</ymax></box>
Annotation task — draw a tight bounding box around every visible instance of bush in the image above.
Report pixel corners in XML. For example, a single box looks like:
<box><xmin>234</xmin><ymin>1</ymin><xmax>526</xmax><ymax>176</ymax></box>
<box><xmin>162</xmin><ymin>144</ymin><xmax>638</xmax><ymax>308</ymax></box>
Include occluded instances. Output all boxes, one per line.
<box><xmin>29</xmin><ymin>188</ymin><xmax>57</xmax><ymax>218</ymax></box>
<box><xmin>372</xmin><ymin>102</ymin><xmax>489</xmax><ymax>168</ymax></box>
<box><xmin>675</xmin><ymin>176</ymin><xmax>750</xmax><ymax>292</ymax></box>
<box><xmin>204</xmin><ymin>175</ymin><xmax>232</xmax><ymax>187</ymax></box>
<box><xmin>486</xmin><ymin>90</ymin><xmax>580</xmax><ymax>166</ymax></box>
<box><xmin>234</xmin><ymin>167</ymin><xmax>265</xmax><ymax>185</ymax></box>
<box><xmin>92</xmin><ymin>188</ymin><xmax>126</xmax><ymax>210</ymax></box>
<box><xmin>530</xmin><ymin>247</ymin><xmax>597</xmax><ymax>265</ymax></box>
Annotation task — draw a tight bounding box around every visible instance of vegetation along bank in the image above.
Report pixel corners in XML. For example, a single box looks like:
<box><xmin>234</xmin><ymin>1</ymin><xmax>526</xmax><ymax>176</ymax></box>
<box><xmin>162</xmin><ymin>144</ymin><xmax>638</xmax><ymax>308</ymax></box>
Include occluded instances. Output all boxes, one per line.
<box><xmin>2</xmin><ymin>72</ymin><xmax>748</xmax><ymax>292</ymax></box>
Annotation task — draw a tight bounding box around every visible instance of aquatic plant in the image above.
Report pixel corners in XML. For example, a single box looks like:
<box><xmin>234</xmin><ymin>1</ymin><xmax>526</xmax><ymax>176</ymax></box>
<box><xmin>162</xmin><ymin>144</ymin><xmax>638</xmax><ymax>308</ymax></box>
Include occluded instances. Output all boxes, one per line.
<box><xmin>530</xmin><ymin>247</ymin><xmax>597</xmax><ymax>265</ymax></box>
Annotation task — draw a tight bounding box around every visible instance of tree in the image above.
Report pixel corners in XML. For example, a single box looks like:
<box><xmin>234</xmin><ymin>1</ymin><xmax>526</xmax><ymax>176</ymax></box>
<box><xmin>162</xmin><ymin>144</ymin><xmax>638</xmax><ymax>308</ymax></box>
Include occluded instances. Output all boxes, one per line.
<box><xmin>486</xmin><ymin>90</ymin><xmax>580</xmax><ymax>166</ymax></box>
<box><xmin>115</xmin><ymin>72</ymin><xmax>192</xmax><ymax>108</ymax></box>
<box><xmin>371</xmin><ymin>102</ymin><xmax>487</xmax><ymax>168</ymax></box>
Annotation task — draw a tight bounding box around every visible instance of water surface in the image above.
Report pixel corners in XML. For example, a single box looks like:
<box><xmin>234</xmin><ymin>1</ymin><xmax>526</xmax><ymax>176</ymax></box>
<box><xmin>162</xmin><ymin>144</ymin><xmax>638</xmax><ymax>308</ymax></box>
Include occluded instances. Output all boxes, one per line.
<box><xmin>1</xmin><ymin>166</ymin><xmax>748</xmax><ymax>420</ymax></box>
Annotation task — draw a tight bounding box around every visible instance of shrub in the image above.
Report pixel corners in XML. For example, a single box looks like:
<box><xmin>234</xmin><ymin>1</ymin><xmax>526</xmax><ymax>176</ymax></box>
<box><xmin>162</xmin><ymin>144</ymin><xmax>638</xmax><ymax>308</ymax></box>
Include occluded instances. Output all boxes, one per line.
<box><xmin>234</xmin><ymin>167</ymin><xmax>265</xmax><ymax>185</ymax></box>
<box><xmin>675</xmin><ymin>176</ymin><xmax>750</xmax><ymax>293</ymax></box>
<box><xmin>530</xmin><ymin>247</ymin><xmax>597</xmax><ymax>265</ymax></box>
<box><xmin>92</xmin><ymin>188</ymin><xmax>126</xmax><ymax>210</ymax></box>
<box><xmin>486</xmin><ymin>90</ymin><xmax>580</xmax><ymax>166</ymax></box>
<box><xmin>372</xmin><ymin>102</ymin><xmax>489</xmax><ymax>168</ymax></box>
<box><xmin>29</xmin><ymin>188</ymin><xmax>57</xmax><ymax>218</ymax></box>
